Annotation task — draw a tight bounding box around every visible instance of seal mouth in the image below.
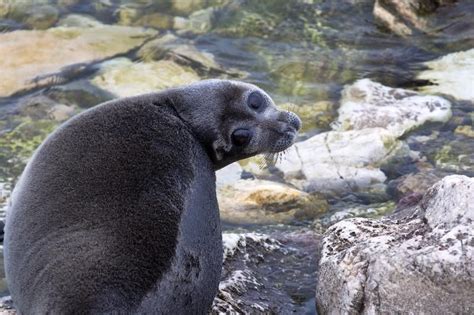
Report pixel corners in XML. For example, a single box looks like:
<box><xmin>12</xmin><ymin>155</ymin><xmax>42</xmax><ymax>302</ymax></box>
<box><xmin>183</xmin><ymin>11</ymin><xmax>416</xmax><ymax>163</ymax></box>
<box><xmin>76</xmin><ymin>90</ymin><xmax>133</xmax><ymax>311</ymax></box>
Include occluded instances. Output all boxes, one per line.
<box><xmin>268</xmin><ymin>127</ymin><xmax>298</xmax><ymax>153</ymax></box>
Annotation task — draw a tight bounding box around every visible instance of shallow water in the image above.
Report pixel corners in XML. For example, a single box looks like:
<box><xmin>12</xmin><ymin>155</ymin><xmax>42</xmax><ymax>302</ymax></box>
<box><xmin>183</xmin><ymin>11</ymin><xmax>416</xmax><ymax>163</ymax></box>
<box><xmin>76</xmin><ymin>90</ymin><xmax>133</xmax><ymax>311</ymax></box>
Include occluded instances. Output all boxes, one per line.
<box><xmin>0</xmin><ymin>0</ymin><xmax>473</xmax><ymax>312</ymax></box>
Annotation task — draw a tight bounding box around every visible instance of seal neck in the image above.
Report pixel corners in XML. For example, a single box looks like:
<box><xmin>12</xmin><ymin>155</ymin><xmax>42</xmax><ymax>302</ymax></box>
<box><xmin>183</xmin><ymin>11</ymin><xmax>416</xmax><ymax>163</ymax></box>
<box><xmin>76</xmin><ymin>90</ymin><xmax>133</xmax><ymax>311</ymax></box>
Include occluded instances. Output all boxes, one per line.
<box><xmin>151</xmin><ymin>96</ymin><xmax>197</xmax><ymax>138</ymax></box>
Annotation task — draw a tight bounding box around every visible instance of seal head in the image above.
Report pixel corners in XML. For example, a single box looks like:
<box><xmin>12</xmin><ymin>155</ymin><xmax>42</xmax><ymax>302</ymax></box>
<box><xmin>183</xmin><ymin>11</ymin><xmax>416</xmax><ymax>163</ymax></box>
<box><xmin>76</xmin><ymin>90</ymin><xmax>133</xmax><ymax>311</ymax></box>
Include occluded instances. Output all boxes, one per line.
<box><xmin>163</xmin><ymin>79</ymin><xmax>301</xmax><ymax>169</ymax></box>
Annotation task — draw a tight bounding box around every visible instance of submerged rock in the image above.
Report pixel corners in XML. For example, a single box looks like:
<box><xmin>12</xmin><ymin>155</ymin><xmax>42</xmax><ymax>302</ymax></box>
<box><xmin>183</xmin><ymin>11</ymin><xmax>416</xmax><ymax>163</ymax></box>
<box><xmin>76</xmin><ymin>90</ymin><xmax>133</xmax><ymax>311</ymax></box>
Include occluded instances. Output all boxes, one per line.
<box><xmin>280</xmin><ymin>101</ymin><xmax>336</xmax><ymax>132</ymax></box>
<box><xmin>23</xmin><ymin>5</ymin><xmax>59</xmax><ymax>30</ymax></box>
<box><xmin>276</xmin><ymin>128</ymin><xmax>409</xmax><ymax>195</ymax></box>
<box><xmin>334</xmin><ymin>79</ymin><xmax>451</xmax><ymax>137</ymax></box>
<box><xmin>137</xmin><ymin>34</ymin><xmax>238</xmax><ymax>77</ymax></box>
<box><xmin>387</xmin><ymin>170</ymin><xmax>441</xmax><ymax>200</ymax></box>
<box><xmin>313</xmin><ymin>201</ymin><xmax>396</xmax><ymax>233</ymax></box>
<box><xmin>57</xmin><ymin>14</ymin><xmax>103</xmax><ymax>28</ymax></box>
<box><xmin>0</xmin><ymin>25</ymin><xmax>157</xmax><ymax>97</ymax></box>
<box><xmin>417</xmin><ymin>49</ymin><xmax>474</xmax><ymax>102</ymax></box>
<box><xmin>90</xmin><ymin>58</ymin><xmax>200</xmax><ymax>98</ymax></box>
<box><xmin>218</xmin><ymin>179</ymin><xmax>328</xmax><ymax>225</ymax></box>
<box><xmin>0</xmin><ymin>117</ymin><xmax>58</xmax><ymax>183</ymax></box>
<box><xmin>213</xmin><ymin>230</ymin><xmax>320</xmax><ymax>314</ymax></box>
<box><xmin>316</xmin><ymin>175</ymin><xmax>474</xmax><ymax>314</ymax></box>
<box><xmin>175</xmin><ymin>7</ymin><xmax>216</xmax><ymax>34</ymax></box>
<box><xmin>373</xmin><ymin>0</ymin><xmax>454</xmax><ymax>36</ymax></box>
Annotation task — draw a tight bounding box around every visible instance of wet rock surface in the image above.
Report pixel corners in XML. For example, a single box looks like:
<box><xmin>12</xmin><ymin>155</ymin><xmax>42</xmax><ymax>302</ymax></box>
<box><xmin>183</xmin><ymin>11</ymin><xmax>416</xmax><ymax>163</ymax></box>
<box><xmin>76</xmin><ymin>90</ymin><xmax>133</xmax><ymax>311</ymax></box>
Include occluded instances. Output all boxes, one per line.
<box><xmin>418</xmin><ymin>49</ymin><xmax>474</xmax><ymax>102</ymax></box>
<box><xmin>213</xmin><ymin>231</ymin><xmax>320</xmax><ymax>314</ymax></box>
<box><xmin>316</xmin><ymin>175</ymin><xmax>474</xmax><ymax>314</ymax></box>
<box><xmin>276</xmin><ymin>127</ymin><xmax>405</xmax><ymax>195</ymax></box>
<box><xmin>89</xmin><ymin>57</ymin><xmax>200</xmax><ymax>98</ymax></box>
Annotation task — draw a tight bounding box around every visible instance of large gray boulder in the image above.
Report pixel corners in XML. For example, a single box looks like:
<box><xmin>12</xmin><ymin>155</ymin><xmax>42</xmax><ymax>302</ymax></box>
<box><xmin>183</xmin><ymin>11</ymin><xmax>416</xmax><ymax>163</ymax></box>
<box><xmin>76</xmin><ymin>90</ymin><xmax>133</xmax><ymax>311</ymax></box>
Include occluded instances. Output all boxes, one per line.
<box><xmin>316</xmin><ymin>175</ymin><xmax>474</xmax><ymax>314</ymax></box>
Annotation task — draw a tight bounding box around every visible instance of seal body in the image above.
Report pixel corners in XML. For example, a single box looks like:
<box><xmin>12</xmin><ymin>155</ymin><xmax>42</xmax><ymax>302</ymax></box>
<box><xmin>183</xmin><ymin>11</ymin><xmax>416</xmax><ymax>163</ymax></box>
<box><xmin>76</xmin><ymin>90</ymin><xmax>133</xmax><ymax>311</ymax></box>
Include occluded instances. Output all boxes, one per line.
<box><xmin>4</xmin><ymin>80</ymin><xmax>301</xmax><ymax>314</ymax></box>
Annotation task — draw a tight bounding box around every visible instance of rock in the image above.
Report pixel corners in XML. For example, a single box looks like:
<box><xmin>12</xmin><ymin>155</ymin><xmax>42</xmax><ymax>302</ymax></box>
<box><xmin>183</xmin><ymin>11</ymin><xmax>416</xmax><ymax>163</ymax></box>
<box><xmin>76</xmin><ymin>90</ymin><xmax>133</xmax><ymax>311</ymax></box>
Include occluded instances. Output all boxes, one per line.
<box><xmin>171</xmin><ymin>0</ymin><xmax>229</xmax><ymax>16</ymax></box>
<box><xmin>455</xmin><ymin>125</ymin><xmax>474</xmax><ymax>138</ymax></box>
<box><xmin>218</xmin><ymin>179</ymin><xmax>328</xmax><ymax>225</ymax></box>
<box><xmin>316</xmin><ymin>175</ymin><xmax>474</xmax><ymax>314</ymax></box>
<box><xmin>334</xmin><ymin>79</ymin><xmax>452</xmax><ymax>138</ymax></box>
<box><xmin>0</xmin><ymin>117</ymin><xmax>58</xmax><ymax>183</ymax></box>
<box><xmin>23</xmin><ymin>5</ymin><xmax>59</xmax><ymax>29</ymax></box>
<box><xmin>57</xmin><ymin>14</ymin><xmax>103</xmax><ymax>28</ymax></box>
<box><xmin>213</xmin><ymin>230</ymin><xmax>320</xmax><ymax>314</ymax></box>
<box><xmin>114</xmin><ymin>4</ymin><xmax>143</xmax><ymax>26</ymax></box>
<box><xmin>373</xmin><ymin>0</ymin><xmax>453</xmax><ymax>36</ymax></box>
<box><xmin>90</xmin><ymin>58</ymin><xmax>200</xmax><ymax>98</ymax></box>
<box><xmin>387</xmin><ymin>171</ymin><xmax>441</xmax><ymax>200</ymax></box>
<box><xmin>177</xmin><ymin>7</ymin><xmax>215</xmax><ymax>34</ymax></box>
<box><xmin>133</xmin><ymin>12</ymin><xmax>174</xmax><ymax>29</ymax></box>
<box><xmin>216</xmin><ymin>162</ymin><xmax>243</xmax><ymax>188</ymax></box>
<box><xmin>417</xmin><ymin>49</ymin><xmax>474</xmax><ymax>102</ymax></box>
<box><xmin>0</xmin><ymin>296</ymin><xmax>14</xmax><ymax>314</ymax></box>
<box><xmin>433</xmin><ymin>141</ymin><xmax>474</xmax><ymax>173</ymax></box>
<box><xmin>44</xmin><ymin>80</ymin><xmax>115</xmax><ymax>109</ymax></box>
<box><xmin>276</xmin><ymin>128</ymin><xmax>408</xmax><ymax>195</ymax></box>
<box><xmin>280</xmin><ymin>101</ymin><xmax>336</xmax><ymax>132</ymax></box>
<box><xmin>313</xmin><ymin>201</ymin><xmax>396</xmax><ymax>233</ymax></box>
<box><xmin>137</xmin><ymin>34</ymin><xmax>235</xmax><ymax>76</ymax></box>
<box><xmin>0</xmin><ymin>25</ymin><xmax>157</xmax><ymax>97</ymax></box>
<box><xmin>14</xmin><ymin>95</ymin><xmax>76</xmax><ymax>122</ymax></box>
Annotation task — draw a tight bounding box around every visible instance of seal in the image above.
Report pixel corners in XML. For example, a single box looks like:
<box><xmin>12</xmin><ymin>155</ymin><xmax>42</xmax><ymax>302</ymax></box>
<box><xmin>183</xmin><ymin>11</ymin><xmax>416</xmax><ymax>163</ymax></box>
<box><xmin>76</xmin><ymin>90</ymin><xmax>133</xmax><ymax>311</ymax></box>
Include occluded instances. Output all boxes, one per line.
<box><xmin>4</xmin><ymin>79</ymin><xmax>301</xmax><ymax>314</ymax></box>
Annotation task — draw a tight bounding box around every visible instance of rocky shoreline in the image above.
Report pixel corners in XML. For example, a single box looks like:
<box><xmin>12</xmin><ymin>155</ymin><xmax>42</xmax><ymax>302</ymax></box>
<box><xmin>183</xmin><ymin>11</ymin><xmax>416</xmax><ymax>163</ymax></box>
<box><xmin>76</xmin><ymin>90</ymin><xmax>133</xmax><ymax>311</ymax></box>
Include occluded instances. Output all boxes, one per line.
<box><xmin>0</xmin><ymin>0</ymin><xmax>473</xmax><ymax>313</ymax></box>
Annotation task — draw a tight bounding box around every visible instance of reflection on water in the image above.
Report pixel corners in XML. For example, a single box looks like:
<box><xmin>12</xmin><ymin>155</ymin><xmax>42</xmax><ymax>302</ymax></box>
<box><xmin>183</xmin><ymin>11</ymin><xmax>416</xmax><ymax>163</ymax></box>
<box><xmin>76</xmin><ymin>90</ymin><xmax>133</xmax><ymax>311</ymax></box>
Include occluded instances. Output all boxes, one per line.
<box><xmin>0</xmin><ymin>0</ymin><xmax>473</xmax><ymax>312</ymax></box>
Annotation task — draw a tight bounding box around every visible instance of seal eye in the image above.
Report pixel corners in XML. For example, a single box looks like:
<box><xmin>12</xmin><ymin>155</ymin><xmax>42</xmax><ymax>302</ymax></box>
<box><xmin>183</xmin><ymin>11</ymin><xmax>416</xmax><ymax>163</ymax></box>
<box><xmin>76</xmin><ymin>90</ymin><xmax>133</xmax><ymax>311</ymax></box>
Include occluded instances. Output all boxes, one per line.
<box><xmin>231</xmin><ymin>129</ymin><xmax>252</xmax><ymax>147</ymax></box>
<box><xmin>247</xmin><ymin>91</ymin><xmax>264</xmax><ymax>111</ymax></box>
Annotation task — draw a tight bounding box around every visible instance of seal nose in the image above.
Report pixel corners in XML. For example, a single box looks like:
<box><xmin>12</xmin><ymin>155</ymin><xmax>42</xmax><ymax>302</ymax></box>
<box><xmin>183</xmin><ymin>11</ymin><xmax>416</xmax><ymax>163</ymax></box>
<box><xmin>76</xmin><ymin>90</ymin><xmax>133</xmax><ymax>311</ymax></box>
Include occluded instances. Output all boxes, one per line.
<box><xmin>286</xmin><ymin>111</ymin><xmax>302</xmax><ymax>131</ymax></box>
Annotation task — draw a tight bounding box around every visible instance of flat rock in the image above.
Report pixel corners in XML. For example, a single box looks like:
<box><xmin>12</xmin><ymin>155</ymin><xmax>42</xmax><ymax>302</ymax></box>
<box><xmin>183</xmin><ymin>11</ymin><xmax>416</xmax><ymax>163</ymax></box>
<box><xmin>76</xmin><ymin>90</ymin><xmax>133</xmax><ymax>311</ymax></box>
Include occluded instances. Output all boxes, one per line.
<box><xmin>316</xmin><ymin>175</ymin><xmax>474</xmax><ymax>314</ymax></box>
<box><xmin>218</xmin><ymin>179</ymin><xmax>328</xmax><ymax>225</ymax></box>
<box><xmin>0</xmin><ymin>26</ymin><xmax>157</xmax><ymax>97</ymax></box>
<box><xmin>276</xmin><ymin>128</ymin><xmax>409</xmax><ymax>195</ymax></box>
<box><xmin>90</xmin><ymin>58</ymin><xmax>200</xmax><ymax>98</ymax></box>
<box><xmin>417</xmin><ymin>49</ymin><xmax>474</xmax><ymax>102</ymax></box>
<box><xmin>334</xmin><ymin>79</ymin><xmax>451</xmax><ymax>137</ymax></box>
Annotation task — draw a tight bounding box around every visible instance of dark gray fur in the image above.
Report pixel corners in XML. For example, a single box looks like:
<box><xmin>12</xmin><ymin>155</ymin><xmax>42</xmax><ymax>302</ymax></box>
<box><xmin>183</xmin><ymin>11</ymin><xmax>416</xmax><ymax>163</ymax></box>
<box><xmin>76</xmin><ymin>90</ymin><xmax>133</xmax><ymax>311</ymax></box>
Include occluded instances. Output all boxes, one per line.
<box><xmin>4</xmin><ymin>79</ymin><xmax>300</xmax><ymax>314</ymax></box>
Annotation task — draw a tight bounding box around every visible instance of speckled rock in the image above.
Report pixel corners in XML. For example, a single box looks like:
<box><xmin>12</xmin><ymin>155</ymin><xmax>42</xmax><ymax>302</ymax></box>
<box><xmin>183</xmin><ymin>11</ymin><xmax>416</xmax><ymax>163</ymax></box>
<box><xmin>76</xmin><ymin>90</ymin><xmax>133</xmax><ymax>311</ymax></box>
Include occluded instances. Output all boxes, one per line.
<box><xmin>316</xmin><ymin>175</ymin><xmax>474</xmax><ymax>314</ymax></box>
<box><xmin>334</xmin><ymin>79</ymin><xmax>451</xmax><ymax>137</ymax></box>
<box><xmin>0</xmin><ymin>26</ymin><xmax>157</xmax><ymax>97</ymax></box>
<box><xmin>218</xmin><ymin>179</ymin><xmax>328</xmax><ymax>225</ymax></box>
<box><xmin>213</xmin><ymin>231</ymin><xmax>319</xmax><ymax>314</ymax></box>
<box><xmin>417</xmin><ymin>49</ymin><xmax>474</xmax><ymax>102</ymax></box>
<box><xmin>90</xmin><ymin>58</ymin><xmax>200</xmax><ymax>98</ymax></box>
<box><xmin>276</xmin><ymin>128</ymin><xmax>409</xmax><ymax>195</ymax></box>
